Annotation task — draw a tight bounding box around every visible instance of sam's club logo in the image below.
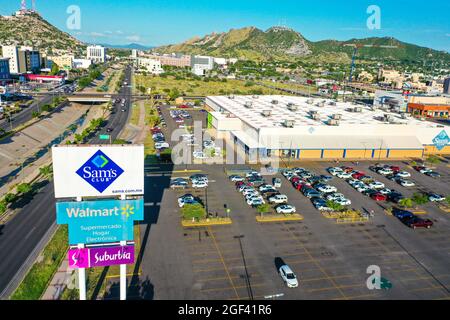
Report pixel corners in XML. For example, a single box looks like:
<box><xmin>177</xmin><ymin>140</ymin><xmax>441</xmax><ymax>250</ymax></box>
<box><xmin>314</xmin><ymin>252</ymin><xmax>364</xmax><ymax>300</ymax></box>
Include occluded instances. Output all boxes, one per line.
<box><xmin>76</xmin><ymin>150</ymin><xmax>124</xmax><ymax>193</ymax></box>
<box><xmin>432</xmin><ymin>130</ymin><xmax>449</xmax><ymax>151</ymax></box>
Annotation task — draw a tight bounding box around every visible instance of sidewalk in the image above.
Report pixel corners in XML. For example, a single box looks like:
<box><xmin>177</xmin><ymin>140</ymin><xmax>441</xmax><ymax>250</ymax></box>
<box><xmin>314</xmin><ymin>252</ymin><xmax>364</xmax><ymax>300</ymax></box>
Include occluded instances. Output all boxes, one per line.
<box><xmin>41</xmin><ymin>258</ymin><xmax>71</xmax><ymax>300</ymax></box>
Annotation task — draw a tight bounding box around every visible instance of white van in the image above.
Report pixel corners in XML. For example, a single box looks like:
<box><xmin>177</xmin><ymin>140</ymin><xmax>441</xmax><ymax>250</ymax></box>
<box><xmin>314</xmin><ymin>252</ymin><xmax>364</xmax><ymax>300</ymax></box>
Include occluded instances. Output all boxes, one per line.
<box><xmin>268</xmin><ymin>194</ymin><xmax>288</xmax><ymax>204</ymax></box>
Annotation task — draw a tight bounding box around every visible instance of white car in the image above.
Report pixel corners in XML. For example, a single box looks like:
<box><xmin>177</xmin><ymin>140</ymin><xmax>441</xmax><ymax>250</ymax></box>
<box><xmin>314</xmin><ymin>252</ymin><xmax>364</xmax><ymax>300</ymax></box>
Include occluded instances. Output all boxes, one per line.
<box><xmin>328</xmin><ymin>167</ymin><xmax>343</xmax><ymax>176</ymax></box>
<box><xmin>282</xmin><ymin>170</ymin><xmax>294</xmax><ymax>178</ymax></box>
<box><xmin>279</xmin><ymin>265</ymin><xmax>299</xmax><ymax>288</ymax></box>
<box><xmin>429</xmin><ymin>193</ymin><xmax>445</xmax><ymax>202</ymax></box>
<box><xmin>395</xmin><ymin>171</ymin><xmax>411</xmax><ymax>178</ymax></box>
<box><xmin>348</xmin><ymin>179</ymin><xmax>360</xmax><ymax>186</ymax></box>
<box><xmin>259</xmin><ymin>184</ymin><xmax>275</xmax><ymax>192</ymax></box>
<box><xmin>334</xmin><ymin>198</ymin><xmax>351</xmax><ymax>206</ymax></box>
<box><xmin>268</xmin><ymin>194</ymin><xmax>288</xmax><ymax>204</ymax></box>
<box><xmin>419</xmin><ymin>167</ymin><xmax>432</xmax><ymax>174</ymax></box>
<box><xmin>192</xmin><ymin>181</ymin><xmax>208</xmax><ymax>188</ymax></box>
<box><xmin>242</xmin><ymin>188</ymin><xmax>257</xmax><ymax>196</ymax></box>
<box><xmin>377</xmin><ymin>168</ymin><xmax>393</xmax><ymax>175</ymax></box>
<box><xmin>336</xmin><ymin>172</ymin><xmax>352</xmax><ymax>179</ymax></box>
<box><xmin>369</xmin><ymin>181</ymin><xmax>385</xmax><ymax>189</ymax></box>
<box><xmin>276</xmin><ymin>205</ymin><xmax>296</xmax><ymax>214</ymax></box>
<box><xmin>379</xmin><ymin>188</ymin><xmax>392</xmax><ymax>195</ymax></box>
<box><xmin>357</xmin><ymin>185</ymin><xmax>370</xmax><ymax>193</ymax></box>
<box><xmin>246</xmin><ymin>171</ymin><xmax>261</xmax><ymax>178</ymax></box>
<box><xmin>155</xmin><ymin>142</ymin><xmax>169</xmax><ymax>149</ymax></box>
<box><xmin>247</xmin><ymin>198</ymin><xmax>265</xmax><ymax>206</ymax></box>
<box><xmin>229</xmin><ymin>175</ymin><xmax>244</xmax><ymax>182</ymax></box>
<box><xmin>399</xmin><ymin>180</ymin><xmax>415</xmax><ymax>187</ymax></box>
<box><xmin>177</xmin><ymin>195</ymin><xmax>196</xmax><ymax>207</ymax></box>
<box><xmin>246</xmin><ymin>195</ymin><xmax>263</xmax><ymax>202</ymax></box>
<box><xmin>326</xmin><ymin>193</ymin><xmax>345</xmax><ymax>201</ymax></box>
<box><xmin>316</xmin><ymin>185</ymin><xmax>338</xmax><ymax>193</ymax></box>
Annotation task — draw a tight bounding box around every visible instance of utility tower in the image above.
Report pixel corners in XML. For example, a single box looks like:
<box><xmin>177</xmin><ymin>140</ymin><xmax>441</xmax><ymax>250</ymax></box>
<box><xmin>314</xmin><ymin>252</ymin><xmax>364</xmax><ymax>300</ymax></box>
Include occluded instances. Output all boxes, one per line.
<box><xmin>21</xmin><ymin>0</ymin><xmax>27</xmax><ymax>11</ymax></box>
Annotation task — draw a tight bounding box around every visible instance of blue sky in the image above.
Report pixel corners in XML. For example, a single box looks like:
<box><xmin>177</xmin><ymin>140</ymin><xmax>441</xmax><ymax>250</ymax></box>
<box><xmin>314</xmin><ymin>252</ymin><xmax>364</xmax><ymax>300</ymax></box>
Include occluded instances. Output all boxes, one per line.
<box><xmin>1</xmin><ymin>0</ymin><xmax>449</xmax><ymax>51</ymax></box>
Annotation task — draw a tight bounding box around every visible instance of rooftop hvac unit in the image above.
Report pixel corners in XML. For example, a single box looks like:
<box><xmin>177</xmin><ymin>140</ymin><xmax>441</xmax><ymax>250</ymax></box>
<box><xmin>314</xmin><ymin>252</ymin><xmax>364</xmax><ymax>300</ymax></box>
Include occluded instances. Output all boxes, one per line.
<box><xmin>228</xmin><ymin>95</ymin><xmax>235</xmax><ymax>99</ymax></box>
<box><xmin>332</xmin><ymin>114</ymin><xmax>342</xmax><ymax>120</ymax></box>
<box><xmin>312</xmin><ymin>114</ymin><xmax>321</xmax><ymax>120</ymax></box>
<box><xmin>306</xmin><ymin>99</ymin><xmax>314</xmax><ymax>104</ymax></box>
<box><xmin>287</xmin><ymin>103</ymin><xmax>298</xmax><ymax>111</ymax></box>
<box><xmin>316</xmin><ymin>101</ymin><xmax>325</xmax><ymax>107</ymax></box>
<box><xmin>383</xmin><ymin>114</ymin><xmax>393</xmax><ymax>122</ymax></box>
<box><xmin>252</xmin><ymin>95</ymin><xmax>259</xmax><ymax>99</ymax></box>
<box><xmin>328</xmin><ymin>101</ymin><xmax>336</xmax><ymax>106</ymax></box>
<box><xmin>327</xmin><ymin>119</ymin><xmax>340</xmax><ymax>126</ymax></box>
<box><xmin>354</xmin><ymin>107</ymin><xmax>362</xmax><ymax>113</ymax></box>
<box><xmin>261</xmin><ymin>110</ymin><xmax>272</xmax><ymax>117</ymax></box>
<box><xmin>283</xmin><ymin>120</ymin><xmax>295</xmax><ymax>128</ymax></box>
<box><xmin>271</xmin><ymin>100</ymin><xmax>279</xmax><ymax>105</ymax></box>
<box><xmin>309</xmin><ymin>110</ymin><xmax>318</xmax><ymax>116</ymax></box>
<box><xmin>400</xmin><ymin>112</ymin><xmax>408</xmax><ymax>119</ymax></box>
<box><xmin>244</xmin><ymin>101</ymin><xmax>253</xmax><ymax>108</ymax></box>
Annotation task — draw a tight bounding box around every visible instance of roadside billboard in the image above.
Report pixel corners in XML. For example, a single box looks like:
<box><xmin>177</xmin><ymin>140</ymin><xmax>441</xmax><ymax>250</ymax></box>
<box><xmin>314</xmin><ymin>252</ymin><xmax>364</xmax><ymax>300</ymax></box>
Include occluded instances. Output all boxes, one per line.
<box><xmin>68</xmin><ymin>245</ymin><xmax>135</xmax><ymax>269</ymax></box>
<box><xmin>52</xmin><ymin>145</ymin><xmax>144</xmax><ymax>198</ymax></box>
<box><xmin>56</xmin><ymin>199</ymin><xmax>144</xmax><ymax>245</ymax></box>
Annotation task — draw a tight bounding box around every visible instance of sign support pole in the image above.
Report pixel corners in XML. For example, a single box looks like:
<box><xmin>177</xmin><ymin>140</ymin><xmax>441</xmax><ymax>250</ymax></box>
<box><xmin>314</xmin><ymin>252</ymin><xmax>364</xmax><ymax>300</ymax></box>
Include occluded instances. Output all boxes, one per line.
<box><xmin>76</xmin><ymin>196</ymin><xmax>87</xmax><ymax>301</ymax></box>
<box><xmin>120</xmin><ymin>194</ymin><xmax>127</xmax><ymax>300</ymax></box>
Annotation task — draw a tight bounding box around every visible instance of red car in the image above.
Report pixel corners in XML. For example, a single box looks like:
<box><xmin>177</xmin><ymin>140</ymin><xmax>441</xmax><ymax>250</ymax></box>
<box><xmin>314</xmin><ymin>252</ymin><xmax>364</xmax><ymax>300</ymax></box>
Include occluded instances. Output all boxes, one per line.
<box><xmin>293</xmin><ymin>181</ymin><xmax>310</xmax><ymax>190</ymax></box>
<box><xmin>402</xmin><ymin>217</ymin><xmax>433</xmax><ymax>229</ymax></box>
<box><xmin>179</xmin><ymin>105</ymin><xmax>189</xmax><ymax>109</ymax></box>
<box><xmin>342</xmin><ymin>166</ymin><xmax>354</xmax><ymax>173</ymax></box>
<box><xmin>150</xmin><ymin>127</ymin><xmax>161</xmax><ymax>134</ymax></box>
<box><xmin>352</xmin><ymin>172</ymin><xmax>365</xmax><ymax>180</ymax></box>
<box><xmin>371</xmin><ymin>193</ymin><xmax>387</xmax><ymax>201</ymax></box>
<box><xmin>291</xmin><ymin>176</ymin><xmax>302</xmax><ymax>184</ymax></box>
<box><xmin>390</xmin><ymin>166</ymin><xmax>400</xmax><ymax>172</ymax></box>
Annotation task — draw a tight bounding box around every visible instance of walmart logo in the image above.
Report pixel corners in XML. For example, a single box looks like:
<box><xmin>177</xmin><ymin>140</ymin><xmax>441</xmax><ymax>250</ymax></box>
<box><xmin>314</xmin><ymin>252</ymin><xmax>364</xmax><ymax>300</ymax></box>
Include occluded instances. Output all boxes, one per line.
<box><xmin>76</xmin><ymin>150</ymin><xmax>124</xmax><ymax>193</ymax></box>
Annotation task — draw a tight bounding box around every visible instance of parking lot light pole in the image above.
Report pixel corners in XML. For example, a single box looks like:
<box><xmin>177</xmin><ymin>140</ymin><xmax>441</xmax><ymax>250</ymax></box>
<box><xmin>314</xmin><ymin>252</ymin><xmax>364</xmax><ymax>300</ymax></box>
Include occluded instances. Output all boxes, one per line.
<box><xmin>234</xmin><ymin>235</ymin><xmax>254</xmax><ymax>300</ymax></box>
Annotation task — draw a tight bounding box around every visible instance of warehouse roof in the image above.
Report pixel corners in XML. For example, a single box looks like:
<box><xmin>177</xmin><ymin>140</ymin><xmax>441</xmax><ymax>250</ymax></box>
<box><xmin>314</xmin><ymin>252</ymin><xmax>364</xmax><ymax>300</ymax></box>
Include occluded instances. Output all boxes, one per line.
<box><xmin>206</xmin><ymin>95</ymin><xmax>446</xmax><ymax>130</ymax></box>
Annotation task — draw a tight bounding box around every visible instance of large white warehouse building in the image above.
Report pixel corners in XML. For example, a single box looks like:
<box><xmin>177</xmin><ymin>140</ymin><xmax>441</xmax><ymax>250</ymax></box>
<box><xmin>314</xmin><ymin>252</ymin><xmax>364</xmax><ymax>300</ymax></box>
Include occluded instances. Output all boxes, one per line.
<box><xmin>205</xmin><ymin>95</ymin><xmax>450</xmax><ymax>161</ymax></box>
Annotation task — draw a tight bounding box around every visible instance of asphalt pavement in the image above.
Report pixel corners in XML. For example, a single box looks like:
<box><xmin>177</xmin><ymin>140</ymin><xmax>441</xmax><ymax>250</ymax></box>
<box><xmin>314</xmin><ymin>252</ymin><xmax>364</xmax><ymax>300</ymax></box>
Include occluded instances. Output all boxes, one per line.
<box><xmin>0</xmin><ymin>66</ymin><xmax>133</xmax><ymax>298</ymax></box>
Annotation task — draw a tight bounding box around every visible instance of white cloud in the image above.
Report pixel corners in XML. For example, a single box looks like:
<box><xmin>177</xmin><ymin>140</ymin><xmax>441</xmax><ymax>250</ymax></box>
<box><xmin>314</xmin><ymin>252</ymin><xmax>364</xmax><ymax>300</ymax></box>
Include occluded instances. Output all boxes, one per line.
<box><xmin>126</xmin><ymin>35</ymin><xmax>141</xmax><ymax>42</ymax></box>
<box><xmin>89</xmin><ymin>32</ymin><xmax>107</xmax><ymax>37</ymax></box>
<box><xmin>116</xmin><ymin>30</ymin><xmax>124</xmax><ymax>35</ymax></box>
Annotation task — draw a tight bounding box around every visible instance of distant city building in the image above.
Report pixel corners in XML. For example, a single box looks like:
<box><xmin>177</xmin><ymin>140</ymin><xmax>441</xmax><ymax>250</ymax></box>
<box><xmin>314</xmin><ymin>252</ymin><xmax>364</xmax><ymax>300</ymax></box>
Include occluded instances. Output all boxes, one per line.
<box><xmin>87</xmin><ymin>45</ymin><xmax>107</xmax><ymax>63</ymax></box>
<box><xmin>2</xmin><ymin>45</ymin><xmax>20</xmax><ymax>74</ymax></box>
<box><xmin>375</xmin><ymin>89</ymin><xmax>450</xmax><ymax>113</ymax></box>
<box><xmin>136</xmin><ymin>58</ymin><xmax>164</xmax><ymax>74</ymax></box>
<box><xmin>17</xmin><ymin>48</ymin><xmax>41</xmax><ymax>73</ymax></box>
<box><xmin>48</xmin><ymin>55</ymin><xmax>74</xmax><ymax>70</ymax></box>
<box><xmin>148</xmin><ymin>53</ymin><xmax>191</xmax><ymax>67</ymax></box>
<box><xmin>0</xmin><ymin>58</ymin><xmax>11</xmax><ymax>81</ymax></box>
<box><xmin>407</xmin><ymin>103</ymin><xmax>450</xmax><ymax>118</ymax></box>
<box><xmin>443</xmin><ymin>77</ymin><xmax>450</xmax><ymax>94</ymax></box>
<box><xmin>72</xmin><ymin>58</ymin><xmax>93</xmax><ymax>69</ymax></box>
<box><xmin>131</xmin><ymin>49</ymin><xmax>138</xmax><ymax>58</ymax></box>
<box><xmin>191</xmin><ymin>55</ymin><xmax>214</xmax><ymax>76</ymax></box>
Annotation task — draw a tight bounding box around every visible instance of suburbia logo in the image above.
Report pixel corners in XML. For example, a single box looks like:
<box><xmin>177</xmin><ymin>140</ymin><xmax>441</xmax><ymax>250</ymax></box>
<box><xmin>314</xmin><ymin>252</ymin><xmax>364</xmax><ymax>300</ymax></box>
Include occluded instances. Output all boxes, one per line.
<box><xmin>76</xmin><ymin>150</ymin><xmax>124</xmax><ymax>193</ymax></box>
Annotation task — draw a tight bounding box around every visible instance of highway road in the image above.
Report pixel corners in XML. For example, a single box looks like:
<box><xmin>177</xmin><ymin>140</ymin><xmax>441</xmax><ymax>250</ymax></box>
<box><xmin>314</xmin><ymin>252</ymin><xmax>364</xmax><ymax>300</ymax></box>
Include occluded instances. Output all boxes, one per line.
<box><xmin>0</xmin><ymin>66</ymin><xmax>133</xmax><ymax>298</ymax></box>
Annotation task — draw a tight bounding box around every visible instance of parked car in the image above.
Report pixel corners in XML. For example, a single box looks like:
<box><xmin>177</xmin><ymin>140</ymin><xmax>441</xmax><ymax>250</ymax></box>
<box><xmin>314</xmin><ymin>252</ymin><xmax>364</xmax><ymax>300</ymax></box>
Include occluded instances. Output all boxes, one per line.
<box><xmin>334</xmin><ymin>198</ymin><xmax>351</xmax><ymax>206</ymax></box>
<box><xmin>378</xmin><ymin>188</ymin><xmax>392</xmax><ymax>195</ymax></box>
<box><xmin>401</xmin><ymin>216</ymin><xmax>433</xmax><ymax>229</ymax></box>
<box><xmin>336</xmin><ymin>172</ymin><xmax>352</xmax><ymax>179</ymax></box>
<box><xmin>276</xmin><ymin>204</ymin><xmax>296</xmax><ymax>214</ymax></box>
<box><xmin>279</xmin><ymin>265</ymin><xmax>299</xmax><ymax>288</ymax></box>
<box><xmin>273</xmin><ymin>178</ymin><xmax>282</xmax><ymax>188</ymax></box>
<box><xmin>316</xmin><ymin>184</ymin><xmax>337</xmax><ymax>193</ymax></box>
<box><xmin>429</xmin><ymin>193</ymin><xmax>445</xmax><ymax>202</ymax></box>
<box><xmin>371</xmin><ymin>192</ymin><xmax>387</xmax><ymax>201</ymax></box>
<box><xmin>369</xmin><ymin>181</ymin><xmax>385</xmax><ymax>189</ymax></box>
<box><xmin>248</xmin><ymin>198</ymin><xmax>265</xmax><ymax>207</ymax></box>
<box><xmin>268</xmin><ymin>194</ymin><xmax>288</xmax><ymax>204</ymax></box>
<box><xmin>192</xmin><ymin>181</ymin><xmax>208</xmax><ymax>188</ymax></box>
<box><xmin>170</xmin><ymin>178</ymin><xmax>188</xmax><ymax>189</ymax></box>
<box><xmin>424</xmin><ymin>171</ymin><xmax>441</xmax><ymax>178</ymax></box>
<box><xmin>155</xmin><ymin>142</ymin><xmax>169</xmax><ymax>149</ymax></box>
<box><xmin>399</xmin><ymin>180</ymin><xmax>415</xmax><ymax>187</ymax></box>
<box><xmin>304</xmin><ymin>189</ymin><xmax>322</xmax><ymax>199</ymax></box>
<box><xmin>177</xmin><ymin>194</ymin><xmax>198</xmax><ymax>207</ymax></box>
<box><xmin>229</xmin><ymin>175</ymin><xmax>245</xmax><ymax>182</ymax></box>
<box><xmin>328</xmin><ymin>167</ymin><xmax>343</xmax><ymax>176</ymax></box>
<box><xmin>392</xmin><ymin>208</ymin><xmax>414</xmax><ymax>219</ymax></box>
<box><xmin>395</xmin><ymin>171</ymin><xmax>411</xmax><ymax>178</ymax></box>
<box><xmin>312</xmin><ymin>198</ymin><xmax>332</xmax><ymax>211</ymax></box>
<box><xmin>377</xmin><ymin>168</ymin><xmax>393</xmax><ymax>175</ymax></box>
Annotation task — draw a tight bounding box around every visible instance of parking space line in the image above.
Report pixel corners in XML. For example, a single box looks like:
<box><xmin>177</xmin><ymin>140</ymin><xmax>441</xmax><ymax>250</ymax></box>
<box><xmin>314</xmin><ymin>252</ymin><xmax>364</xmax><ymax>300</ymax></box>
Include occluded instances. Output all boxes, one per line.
<box><xmin>301</xmin><ymin>274</ymin><xmax>354</xmax><ymax>283</ymax></box>
<box><xmin>200</xmin><ymin>283</ymin><xmax>265</xmax><ymax>293</ymax></box>
<box><xmin>410</xmin><ymin>285</ymin><xmax>448</xmax><ymax>293</ymax></box>
<box><xmin>192</xmin><ymin>257</ymin><xmax>247</xmax><ymax>264</ymax></box>
<box><xmin>333</xmin><ymin>293</ymin><xmax>380</xmax><ymax>300</ymax></box>
<box><xmin>207</xmin><ymin>226</ymin><xmax>240</xmax><ymax>299</ymax></box>
<box><xmin>308</xmin><ymin>283</ymin><xmax>368</xmax><ymax>293</ymax></box>
<box><xmin>282</xmin><ymin>223</ymin><xmax>350</xmax><ymax>300</ymax></box>
<box><xmin>197</xmin><ymin>274</ymin><xmax>262</xmax><ymax>283</ymax></box>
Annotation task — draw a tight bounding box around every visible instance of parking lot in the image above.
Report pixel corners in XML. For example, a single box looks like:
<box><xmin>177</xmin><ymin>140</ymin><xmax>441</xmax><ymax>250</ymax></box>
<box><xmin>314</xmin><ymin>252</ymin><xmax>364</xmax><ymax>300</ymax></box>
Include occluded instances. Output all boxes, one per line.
<box><xmin>137</xmin><ymin>156</ymin><xmax>450</xmax><ymax>300</ymax></box>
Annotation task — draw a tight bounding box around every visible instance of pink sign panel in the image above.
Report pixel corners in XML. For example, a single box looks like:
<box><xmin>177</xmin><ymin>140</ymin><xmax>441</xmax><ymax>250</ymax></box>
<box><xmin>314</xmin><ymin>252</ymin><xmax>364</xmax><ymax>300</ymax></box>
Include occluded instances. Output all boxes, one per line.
<box><xmin>68</xmin><ymin>245</ymin><xmax>134</xmax><ymax>268</ymax></box>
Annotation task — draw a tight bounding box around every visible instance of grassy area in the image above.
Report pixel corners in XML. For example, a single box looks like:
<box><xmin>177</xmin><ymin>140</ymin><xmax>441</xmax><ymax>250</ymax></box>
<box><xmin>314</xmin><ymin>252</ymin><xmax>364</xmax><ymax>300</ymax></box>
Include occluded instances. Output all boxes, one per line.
<box><xmin>129</xmin><ymin>103</ymin><xmax>141</xmax><ymax>126</ymax></box>
<box><xmin>11</xmin><ymin>226</ymin><xmax>68</xmax><ymax>300</ymax></box>
<box><xmin>135</xmin><ymin>75</ymin><xmax>280</xmax><ymax>97</ymax></box>
<box><xmin>260</xmin><ymin>80</ymin><xmax>318</xmax><ymax>94</ymax></box>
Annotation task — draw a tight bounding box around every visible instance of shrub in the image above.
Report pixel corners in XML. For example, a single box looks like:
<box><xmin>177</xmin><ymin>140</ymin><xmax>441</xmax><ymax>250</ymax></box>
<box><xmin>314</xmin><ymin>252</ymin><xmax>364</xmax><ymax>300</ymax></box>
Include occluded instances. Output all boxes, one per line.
<box><xmin>181</xmin><ymin>204</ymin><xmax>206</xmax><ymax>221</ymax></box>
<box><xmin>399</xmin><ymin>198</ymin><xmax>413</xmax><ymax>208</ymax></box>
<box><xmin>412</xmin><ymin>193</ymin><xmax>429</xmax><ymax>205</ymax></box>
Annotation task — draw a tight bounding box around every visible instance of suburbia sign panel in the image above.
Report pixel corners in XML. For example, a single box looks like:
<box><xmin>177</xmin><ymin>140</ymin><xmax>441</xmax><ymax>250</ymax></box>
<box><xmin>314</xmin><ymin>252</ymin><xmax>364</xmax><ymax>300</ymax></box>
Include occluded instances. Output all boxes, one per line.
<box><xmin>68</xmin><ymin>245</ymin><xmax>135</xmax><ymax>268</ymax></box>
<box><xmin>52</xmin><ymin>145</ymin><xmax>144</xmax><ymax>198</ymax></box>
<box><xmin>56</xmin><ymin>199</ymin><xmax>144</xmax><ymax>245</ymax></box>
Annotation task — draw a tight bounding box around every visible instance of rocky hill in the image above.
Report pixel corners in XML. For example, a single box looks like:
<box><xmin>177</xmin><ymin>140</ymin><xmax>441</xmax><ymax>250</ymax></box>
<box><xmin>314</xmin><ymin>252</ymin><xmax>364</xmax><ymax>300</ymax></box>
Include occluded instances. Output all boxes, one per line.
<box><xmin>0</xmin><ymin>12</ymin><xmax>85</xmax><ymax>54</ymax></box>
<box><xmin>155</xmin><ymin>26</ymin><xmax>450</xmax><ymax>64</ymax></box>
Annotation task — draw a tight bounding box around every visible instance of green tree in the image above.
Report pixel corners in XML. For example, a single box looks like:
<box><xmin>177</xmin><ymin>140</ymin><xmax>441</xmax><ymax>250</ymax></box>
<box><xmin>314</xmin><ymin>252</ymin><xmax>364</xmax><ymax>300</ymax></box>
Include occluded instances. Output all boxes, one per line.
<box><xmin>181</xmin><ymin>204</ymin><xmax>206</xmax><ymax>221</ymax></box>
<box><xmin>412</xmin><ymin>193</ymin><xmax>429</xmax><ymax>205</ymax></box>
<box><xmin>32</xmin><ymin>111</ymin><xmax>40</xmax><ymax>118</ymax></box>
<box><xmin>326</xmin><ymin>200</ymin><xmax>345</xmax><ymax>212</ymax></box>
<box><xmin>39</xmin><ymin>165</ymin><xmax>53</xmax><ymax>177</ymax></box>
<box><xmin>17</xmin><ymin>183</ymin><xmax>32</xmax><ymax>195</ymax></box>
<box><xmin>50</xmin><ymin>63</ymin><xmax>60</xmax><ymax>75</ymax></box>
<box><xmin>257</xmin><ymin>204</ymin><xmax>272</xmax><ymax>217</ymax></box>
<box><xmin>0</xmin><ymin>200</ymin><xmax>7</xmax><ymax>214</ymax></box>
<box><xmin>4</xmin><ymin>193</ymin><xmax>17</xmax><ymax>204</ymax></box>
<box><xmin>399</xmin><ymin>198</ymin><xmax>413</xmax><ymax>208</ymax></box>
<box><xmin>426</xmin><ymin>155</ymin><xmax>441</xmax><ymax>166</ymax></box>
